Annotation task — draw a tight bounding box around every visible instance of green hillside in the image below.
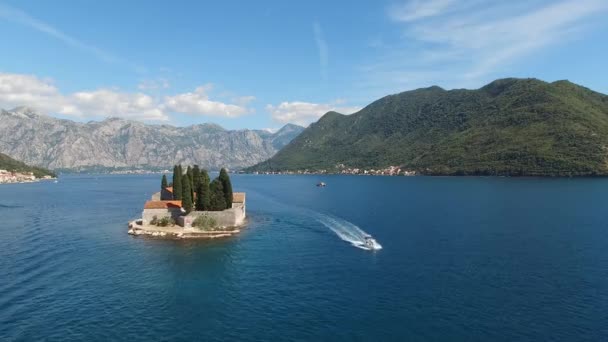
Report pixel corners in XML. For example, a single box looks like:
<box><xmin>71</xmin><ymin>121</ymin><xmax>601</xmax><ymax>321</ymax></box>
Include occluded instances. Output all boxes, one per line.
<box><xmin>0</xmin><ymin>152</ymin><xmax>56</xmax><ymax>178</ymax></box>
<box><xmin>248</xmin><ymin>78</ymin><xmax>608</xmax><ymax>176</ymax></box>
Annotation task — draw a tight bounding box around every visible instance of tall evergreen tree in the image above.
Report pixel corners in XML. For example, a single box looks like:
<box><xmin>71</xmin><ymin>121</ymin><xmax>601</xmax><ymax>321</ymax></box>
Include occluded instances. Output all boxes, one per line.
<box><xmin>171</xmin><ymin>165</ymin><xmax>178</xmax><ymax>189</ymax></box>
<box><xmin>219</xmin><ymin>168</ymin><xmax>233</xmax><ymax>208</ymax></box>
<box><xmin>181</xmin><ymin>174</ymin><xmax>193</xmax><ymax>213</ymax></box>
<box><xmin>161</xmin><ymin>174</ymin><xmax>168</xmax><ymax>189</ymax></box>
<box><xmin>192</xmin><ymin>165</ymin><xmax>201</xmax><ymax>192</ymax></box>
<box><xmin>186</xmin><ymin>166</ymin><xmax>193</xmax><ymax>187</ymax></box>
<box><xmin>186</xmin><ymin>166</ymin><xmax>194</xmax><ymax>201</ymax></box>
<box><xmin>209</xmin><ymin>178</ymin><xmax>226</xmax><ymax>211</ymax></box>
<box><xmin>172</xmin><ymin>165</ymin><xmax>183</xmax><ymax>200</ymax></box>
<box><xmin>201</xmin><ymin>169</ymin><xmax>210</xmax><ymax>184</ymax></box>
<box><xmin>195</xmin><ymin>173</ymin><xmax>211</xmax><ymax>211</ymax></box>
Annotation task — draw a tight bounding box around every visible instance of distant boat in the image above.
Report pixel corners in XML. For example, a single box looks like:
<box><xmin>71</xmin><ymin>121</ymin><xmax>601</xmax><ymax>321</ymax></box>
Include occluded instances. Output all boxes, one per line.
<box><xmin>316</xmin><ymin>182</ymin><xmax>326</xmax><ymax>187</ymax></box>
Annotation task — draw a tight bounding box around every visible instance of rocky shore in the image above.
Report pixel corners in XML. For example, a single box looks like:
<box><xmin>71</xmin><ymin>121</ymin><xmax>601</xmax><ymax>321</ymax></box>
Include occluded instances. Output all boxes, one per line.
<box><xmin>128</xmin><ymin>220</ymin><xmax>243</xmax><ymax>239</ymax></box>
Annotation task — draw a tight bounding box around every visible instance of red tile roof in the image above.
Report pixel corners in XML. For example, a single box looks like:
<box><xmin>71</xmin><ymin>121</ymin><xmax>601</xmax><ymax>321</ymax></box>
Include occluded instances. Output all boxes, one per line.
<box><xmin>164</xmin><ymin>187</ymin><xmax>173</xmax><ymax>193</ymax></box>
<box><xmin>144</xmin><ymin>200</ymin><xmax>182</xmax><ymax>209</ymax></box>
<box><xmin>233</xmin><ymin>192</ymin><xmax>246</xmax><ymax>203</ymax></box>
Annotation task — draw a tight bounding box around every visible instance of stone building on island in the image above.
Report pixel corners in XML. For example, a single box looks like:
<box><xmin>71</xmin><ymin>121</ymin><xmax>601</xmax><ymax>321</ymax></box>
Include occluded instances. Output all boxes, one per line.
<box><xmin>177</xmin><ymin>192</ymin><xmax>246</xmax><ymax>228</ymax></box>
<box><xmin>140</xmin><ymin>192</ymin><xmax>247</xmax><ymax>228</ymax></box>
<box><xmin>131</xmin><ymin>165</ymin><xmax>247</xmax><ymax>238</ymax></box>
<box><xmin>142</xmin><ymin>200</ymin><xmax>183</xmax><ymax>224</ymax></box>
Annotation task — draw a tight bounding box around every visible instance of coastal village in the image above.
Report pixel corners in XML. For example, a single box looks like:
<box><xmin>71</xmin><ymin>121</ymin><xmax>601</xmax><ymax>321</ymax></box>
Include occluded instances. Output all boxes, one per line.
<box><xmin>129</xmin><ymin>165</ymin><xmax>246</xmax><ymax>239</ymax></box>
<box><xmin>251</xmin><ymin>165</ymin><xmax>417</xmax><ymax>176</ymax></box>
<box><xmin>0</xmin><ymin>169</ymin><xmax>54</xmax><ymax>184</ymax></box>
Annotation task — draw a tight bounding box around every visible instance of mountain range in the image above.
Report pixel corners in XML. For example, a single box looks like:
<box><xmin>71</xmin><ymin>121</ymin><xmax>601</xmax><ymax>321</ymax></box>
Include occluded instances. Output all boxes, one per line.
<box><xmin>0</xmin><ymin>107</ymin><xmax>304</xmax><ymax>171</ymax></box>
<box><xmin>249</xmin><ymin>78</ymin><xmax>608</xmax><ymax>176</ymax></box>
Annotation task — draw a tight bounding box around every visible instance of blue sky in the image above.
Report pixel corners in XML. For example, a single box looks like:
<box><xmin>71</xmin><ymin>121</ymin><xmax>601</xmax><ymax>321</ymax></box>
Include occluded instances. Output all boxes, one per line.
<box><xmin>0</xmin><ymin>0</ymin><xmax>607</xmax><ymax>130</ymax></box>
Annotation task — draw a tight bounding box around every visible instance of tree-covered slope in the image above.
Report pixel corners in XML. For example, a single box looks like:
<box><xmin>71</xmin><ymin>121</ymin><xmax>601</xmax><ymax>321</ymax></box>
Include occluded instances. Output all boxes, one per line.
<box><xmin>0</xmin><ymin>152</ymin><xmax>56</xmax><ymax>178</ymax></box>
<box><xmin>248</xmin><ymin>78</ymin><xmax>608</xmax><ymax>176</ymax></box>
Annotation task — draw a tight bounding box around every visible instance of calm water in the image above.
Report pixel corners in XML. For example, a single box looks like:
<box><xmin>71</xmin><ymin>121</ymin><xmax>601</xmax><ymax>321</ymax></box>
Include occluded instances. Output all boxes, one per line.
<box><xmin>1</xmin><ymin>174</ymin><xmax>607</xmax><ymax>341</ymax></box>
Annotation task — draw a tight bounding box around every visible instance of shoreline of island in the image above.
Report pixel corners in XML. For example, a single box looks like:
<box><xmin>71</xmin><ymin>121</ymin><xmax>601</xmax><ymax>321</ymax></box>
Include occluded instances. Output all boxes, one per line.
<box><xmin>128</xmin><ymin>165</ymin><xmax>247</xmax><ymax>240</ymax></box>
<box><xmin>128</xmin><ymin>218</ymin><xmax>247</xmax><ymax>239</ymax></box>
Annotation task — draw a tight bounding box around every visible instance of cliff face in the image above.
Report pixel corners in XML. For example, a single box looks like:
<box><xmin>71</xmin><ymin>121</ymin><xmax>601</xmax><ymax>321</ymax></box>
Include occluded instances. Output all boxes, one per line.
<box><xmin>0</xmin><ymin>107</ymin><xmax>303</xmax><ymax>171</ymax></box>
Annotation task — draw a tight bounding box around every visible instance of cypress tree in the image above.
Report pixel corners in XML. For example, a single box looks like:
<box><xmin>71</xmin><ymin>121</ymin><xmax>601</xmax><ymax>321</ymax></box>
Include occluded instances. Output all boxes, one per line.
<box><xmin>172</xmin><ymin>165</ymin><xmax>183</xmax><ymax>200</ymax></box>
<box><xmin>195</xmin><ymin>173</ymin><xmax>211</xmax><ymax>211</ymax></box>
<box><xmin>161</xmin><ymin>174</ymin><xmax>168</xmax><ymax>189</ymax></box>
<box><xmin>192</xmin><ymin>165</ymin><xmax>201</xmax><ymax>191</ymax></box>
<box><xmin>186</xmin><ymin>166</ymin><xmax>194</xmax><ymax>201</ymax></box>
<box><xmin>209</xmin><ymin>178</ymin><xmax>226</xmax><ymax>211</ymax></box>
<box><xmin>187</xmin><ymin>166</ymin><xmax>193</xmax><ymax>187</ymax></box>
<box><xmin>201</xmin><ymin>168</ymin><xmax>210</xmax><ymax>184</ymax></box>
<box><xmin>182</xmin><ymin>174</ymin><xmax>193</xmax><ymax>213</ymax></box>
<box><xmin>201</xmin><ymin>169</ymin><xmax>211</xmax><ymax>207</ymax></box>
<box><xmin>219</xmin><ymin>168</ymin><xmax>233</xmax><ymax>208</ymax></box>
<box><xmin>171</xmin><ymin>165</ymin><xmax>178</xmax><ymax>189</ymax></box>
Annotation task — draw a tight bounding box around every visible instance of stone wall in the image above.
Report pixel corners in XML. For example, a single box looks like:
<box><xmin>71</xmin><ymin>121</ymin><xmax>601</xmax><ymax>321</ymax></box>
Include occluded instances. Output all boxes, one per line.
<box><xmin>142</xmin><ymin>208</ymin><xmax>183</xmax><ymax>224</ymax></box>
<box><xmin>177</xmin><ymin>205</ymin><xmax>246</xmax><ymax>228</ymax></box>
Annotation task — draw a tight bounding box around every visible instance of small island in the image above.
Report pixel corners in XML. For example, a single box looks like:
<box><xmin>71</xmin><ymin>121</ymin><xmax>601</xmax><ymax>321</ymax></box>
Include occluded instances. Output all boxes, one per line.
<box><xmin>128</xmin><ymin>165</ymin><xmax>246</xmax><ymax>239</ymax></box>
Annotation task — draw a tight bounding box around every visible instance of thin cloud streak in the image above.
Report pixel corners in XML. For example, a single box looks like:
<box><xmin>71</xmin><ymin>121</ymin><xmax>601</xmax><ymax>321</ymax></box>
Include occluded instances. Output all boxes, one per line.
<box><xmin>313</xmin><ymin>21</ymin><xmax>329</xmax><ymax>81</ymax></box>
<box><xmin>364</xmin><ymin>0</ymin><xmax>608</xmax><ymax>94</ymax></box>
<box><xmin>0</xmin><ymin>3</ymin><xmax>145</xmax><ymax>73</ymax></box>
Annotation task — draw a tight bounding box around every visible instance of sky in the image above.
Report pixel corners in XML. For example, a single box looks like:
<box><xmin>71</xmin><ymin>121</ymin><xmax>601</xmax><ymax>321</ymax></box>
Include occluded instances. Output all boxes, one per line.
<box><xmin>0</xmin><ymin>0</ymin><xmax>607</xmax><ymax>130</ymax></box>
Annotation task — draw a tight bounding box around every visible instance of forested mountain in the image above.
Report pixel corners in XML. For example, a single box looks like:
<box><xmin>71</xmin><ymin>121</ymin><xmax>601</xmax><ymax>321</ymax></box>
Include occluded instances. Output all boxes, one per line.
<box><xmin>0</xmin><ymin>152</ymin><xmax>55</xmax><ymax>178</ymax></box>
<box><xmin>248</xmin><ymin>78</ymin><xmax>608</xmax><ymax>176</ymax></box>
<box><xmin>0</xmin><ymin>107</ymin><xmax>303</xmax><ymax>171</ymax></box>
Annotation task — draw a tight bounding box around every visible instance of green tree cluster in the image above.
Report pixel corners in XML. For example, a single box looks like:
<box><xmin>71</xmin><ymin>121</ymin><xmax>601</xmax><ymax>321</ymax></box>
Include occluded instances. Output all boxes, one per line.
<box><xmin>164</xmin><ymin>165</ymin><xmax>234</xmax><ymax>211</ymax></box>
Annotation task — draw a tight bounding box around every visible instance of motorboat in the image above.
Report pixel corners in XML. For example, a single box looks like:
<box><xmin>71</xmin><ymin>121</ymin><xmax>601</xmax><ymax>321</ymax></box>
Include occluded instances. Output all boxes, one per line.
<box><xmin>316</xmin><ymin>182</ymin><xmax>326</xmax><ymax>187</ymax></box>
<box><xmin>360</xmin><ymin>234</ymin><xmax>382</xmax><ymax>250</ymax></box>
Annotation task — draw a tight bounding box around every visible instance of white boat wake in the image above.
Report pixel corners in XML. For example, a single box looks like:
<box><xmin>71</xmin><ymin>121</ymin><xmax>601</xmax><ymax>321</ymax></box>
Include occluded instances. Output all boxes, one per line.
<box><xmin>316</xmin><ymin>214</ymin><xmax>382</xmax><ymax>251</ymax></box>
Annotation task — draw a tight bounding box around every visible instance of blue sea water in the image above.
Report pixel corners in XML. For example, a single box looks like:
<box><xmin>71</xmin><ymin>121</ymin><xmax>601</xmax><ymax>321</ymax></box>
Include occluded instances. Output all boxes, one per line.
<box><xmin>1</xmin><ymin>174</ymin><xmax>607</xmax><ymax>341</ymax></box>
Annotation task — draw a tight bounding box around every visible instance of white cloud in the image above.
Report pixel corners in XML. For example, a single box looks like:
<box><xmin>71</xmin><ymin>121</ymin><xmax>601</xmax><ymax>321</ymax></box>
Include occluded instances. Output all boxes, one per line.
<box><xmin>69</xmin><ymin>90</ymin><xmax>167</xmax><ymax>121</ymax></box>
<box><xmin>233</xmin><ymin>95</ymin><xmax>256</xmax><ymax>107</ymax></box>
<box><xmin>389</xmin><ymin>0</ymin><xmax>457</xmax><ymax>22</ymax></box>
<box><xmin>164</xmin><ymin>85</ymin><xmax>251</xmax><ymax>118</ymax></box>
<box><xmin>313</xmin><ymin>22</ymin><xmax>329</xmax><ymax>80</ymax></box>
<box><xmin>138</xmin><ymin>78</ymin><xmax>170</xmax><ymax>91</ymax></box>
<box><xmin>368</xmin><ymin>0</ymin><xmax>608</xmax><ymax>92</ymax></box>
<box><xmin>267</xmin><ymin>100</ymin><xmax>360</xmax><ymax>126</ymax></box>
<box><xmin>0</xmin><ymin>72</ymin><xmax>254</xmax><ymax>122</ymax></box>
<box><xmin>0</xmin><ymin>73</ymin><xmax>168</xmax><ymax>121</ymax></box>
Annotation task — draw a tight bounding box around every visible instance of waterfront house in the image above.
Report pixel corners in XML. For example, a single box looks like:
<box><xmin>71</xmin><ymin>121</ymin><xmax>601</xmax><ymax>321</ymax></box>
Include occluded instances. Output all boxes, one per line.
<box><xmin>142</xmin><ymin>200</ymin><xmax>183</xmax><ymax>224</ymax></box>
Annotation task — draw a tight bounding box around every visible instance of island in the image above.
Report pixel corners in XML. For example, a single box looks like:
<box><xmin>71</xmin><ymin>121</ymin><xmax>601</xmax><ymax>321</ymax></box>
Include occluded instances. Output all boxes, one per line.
<box><xmin>128</xmin><ymin>165</ymin><xmax>246</xmax><ymax>239</ymax></box>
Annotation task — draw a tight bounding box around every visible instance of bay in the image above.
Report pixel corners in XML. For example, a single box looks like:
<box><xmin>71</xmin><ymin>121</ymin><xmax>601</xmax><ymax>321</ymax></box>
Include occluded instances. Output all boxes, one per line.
<box><xmin>1</xmin><ymin>174</ymin><xmax>607</xmax><ymax>341</ymax></box>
